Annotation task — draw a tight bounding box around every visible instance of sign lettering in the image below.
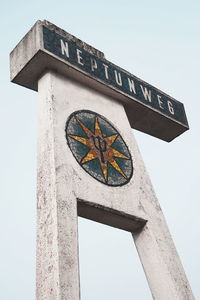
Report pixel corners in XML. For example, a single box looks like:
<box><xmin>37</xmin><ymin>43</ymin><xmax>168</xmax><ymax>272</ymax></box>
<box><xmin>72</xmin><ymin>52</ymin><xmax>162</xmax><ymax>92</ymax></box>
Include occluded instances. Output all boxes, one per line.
<box><xmin>43</xmin><ymin>26</ymin><xmax>188</xmax><ymax>128</ymax></box>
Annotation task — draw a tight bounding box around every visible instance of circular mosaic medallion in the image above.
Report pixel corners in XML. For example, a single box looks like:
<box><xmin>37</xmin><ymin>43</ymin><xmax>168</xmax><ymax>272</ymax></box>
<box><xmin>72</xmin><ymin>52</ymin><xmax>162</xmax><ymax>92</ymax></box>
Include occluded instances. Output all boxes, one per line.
<box><xmin>65</xmin><ymin>110</ymin><xmax>133</xmax><ymax>186</ymax></box>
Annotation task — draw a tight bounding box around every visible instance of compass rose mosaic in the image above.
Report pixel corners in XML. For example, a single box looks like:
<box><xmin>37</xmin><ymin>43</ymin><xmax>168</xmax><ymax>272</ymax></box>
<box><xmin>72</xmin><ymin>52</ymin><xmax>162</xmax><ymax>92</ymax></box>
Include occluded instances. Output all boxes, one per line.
<box><xmin>65</xmin><ymin>110</ymin><xmax>133</xmax><ymax>186</ymax></box>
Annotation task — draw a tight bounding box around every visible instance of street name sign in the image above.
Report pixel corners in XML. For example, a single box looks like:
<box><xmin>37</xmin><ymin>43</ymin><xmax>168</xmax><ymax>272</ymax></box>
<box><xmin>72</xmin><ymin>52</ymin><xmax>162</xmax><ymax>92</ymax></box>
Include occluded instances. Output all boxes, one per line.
<box><xmin>10</xmin><ymin>20</ymin><xmax>189</xmax><ymax>142</ymax></box>
<box><xmin>10</xmin><ymin>20</ymin><xmax>194</xmax><ymax>300</ymax></box>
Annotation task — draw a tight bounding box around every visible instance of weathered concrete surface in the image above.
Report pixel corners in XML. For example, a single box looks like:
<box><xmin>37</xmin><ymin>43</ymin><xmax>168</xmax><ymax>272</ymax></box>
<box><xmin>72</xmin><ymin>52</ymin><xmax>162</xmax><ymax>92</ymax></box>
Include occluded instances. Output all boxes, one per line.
<box><xmin>36</xmin><ymin>71</ymin><xmax>194</xmax><ymax>300</ymax></box>
<box><xmin>77</xmin><ymin>199</ymin><xmax>147</xmax><ymax>232</ymax></box>
<box><xmin>37</xmin><ymin>73</ymin><xmax>80</xmax><ymax>300</ymax></box>
<box><xmin>10</xmin><ymin>20</ymin><xmax>189</xmax><ymax>142</ymax></box>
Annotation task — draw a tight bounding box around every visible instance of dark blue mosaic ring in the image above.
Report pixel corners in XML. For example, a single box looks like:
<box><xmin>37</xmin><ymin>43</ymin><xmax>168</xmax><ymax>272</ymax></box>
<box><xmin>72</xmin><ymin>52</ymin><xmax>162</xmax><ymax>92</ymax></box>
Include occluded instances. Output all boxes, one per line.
<box><xmin>65</xmin><ymin>110</ymin><xmax>133</xmax><ymax>187</ymax></box>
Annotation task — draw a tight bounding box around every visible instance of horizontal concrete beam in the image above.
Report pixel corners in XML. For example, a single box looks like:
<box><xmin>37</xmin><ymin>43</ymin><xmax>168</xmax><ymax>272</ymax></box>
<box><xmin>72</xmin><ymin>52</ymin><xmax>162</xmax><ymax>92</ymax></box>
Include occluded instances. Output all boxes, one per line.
<box><xmin>77</xmin><ymin>199</ymin><xmax>147</xmax><ymax>232</ymax></box>
<box><xmin>10</xmin><ymin>20</ymin><xmax>189</xmax><ymax>142</ymax></box>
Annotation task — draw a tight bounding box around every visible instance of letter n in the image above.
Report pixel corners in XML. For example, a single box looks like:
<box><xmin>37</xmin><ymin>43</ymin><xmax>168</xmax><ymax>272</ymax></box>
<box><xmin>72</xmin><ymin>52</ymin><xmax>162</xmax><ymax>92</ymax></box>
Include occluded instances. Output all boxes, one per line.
<box><xmin>60</xmin><ymin>39</ymin><xmax>69</xmax><ymax>57</ymax></box>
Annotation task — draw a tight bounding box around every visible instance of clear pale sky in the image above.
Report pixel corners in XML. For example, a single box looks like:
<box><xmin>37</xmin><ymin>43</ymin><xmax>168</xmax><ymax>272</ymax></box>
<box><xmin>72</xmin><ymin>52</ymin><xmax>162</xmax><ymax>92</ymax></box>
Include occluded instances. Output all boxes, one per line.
<box><xmin>1</xmin><ymin>1</ymin><xmax>199</xmax><ymax>299</ymax></box>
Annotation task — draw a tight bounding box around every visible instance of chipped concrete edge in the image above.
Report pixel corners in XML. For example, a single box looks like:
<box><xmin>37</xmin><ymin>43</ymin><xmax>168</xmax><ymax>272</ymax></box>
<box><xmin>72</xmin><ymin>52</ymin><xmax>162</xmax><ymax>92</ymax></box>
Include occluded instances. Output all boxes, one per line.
<box><xmin>10</xmin><ymin>19</ymin><xmax>105</xmax><ymax>83</ymax></box>
<box><xmin>43</xmin><ymin>20</ymin><xmax>105</xmax><ymax>59</ymax></box>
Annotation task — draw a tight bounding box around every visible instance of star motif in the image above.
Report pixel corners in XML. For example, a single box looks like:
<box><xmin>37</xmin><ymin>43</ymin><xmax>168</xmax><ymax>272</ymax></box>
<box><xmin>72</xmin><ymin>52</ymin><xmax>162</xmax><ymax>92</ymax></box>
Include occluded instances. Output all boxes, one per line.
<box><xmin>68</xmin><ymin>116</ymin><xmax>129</xmax><ymax>183</ymax></box>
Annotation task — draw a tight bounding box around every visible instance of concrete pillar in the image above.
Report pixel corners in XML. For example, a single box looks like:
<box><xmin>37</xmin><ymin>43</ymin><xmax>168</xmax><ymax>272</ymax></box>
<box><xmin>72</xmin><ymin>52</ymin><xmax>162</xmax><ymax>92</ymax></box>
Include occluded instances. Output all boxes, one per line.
<box><xmin>10</xmin><ymin>20</ymin><xmax>194</xmax><ymax>300</ymax></box>
<box><xmin>35</xmin><ymin>71</ymin><xmax>194</xmax><ymax>299</ymax></box>
<box><xmin>37</xmin><ymin>73</ymin><xmax>80</xmax><ymax>300</ymax></box>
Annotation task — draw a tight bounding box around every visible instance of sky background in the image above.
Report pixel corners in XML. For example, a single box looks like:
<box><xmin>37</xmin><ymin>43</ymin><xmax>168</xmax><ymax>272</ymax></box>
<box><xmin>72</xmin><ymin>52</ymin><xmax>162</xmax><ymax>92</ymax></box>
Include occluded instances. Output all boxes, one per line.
<box><xmin>0</xmin><ymin>0</ymin><xmax>200</xmax><ymax>299</ymax></box>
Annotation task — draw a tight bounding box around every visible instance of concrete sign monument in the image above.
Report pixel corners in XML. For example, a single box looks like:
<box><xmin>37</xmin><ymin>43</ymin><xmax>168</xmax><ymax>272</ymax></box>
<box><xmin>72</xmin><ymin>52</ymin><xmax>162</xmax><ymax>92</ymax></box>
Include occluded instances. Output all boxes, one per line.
<box><xmin>10</xmin><ymin>20</ymin><xmax>194</xmax><ymax>299</ymax></box>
